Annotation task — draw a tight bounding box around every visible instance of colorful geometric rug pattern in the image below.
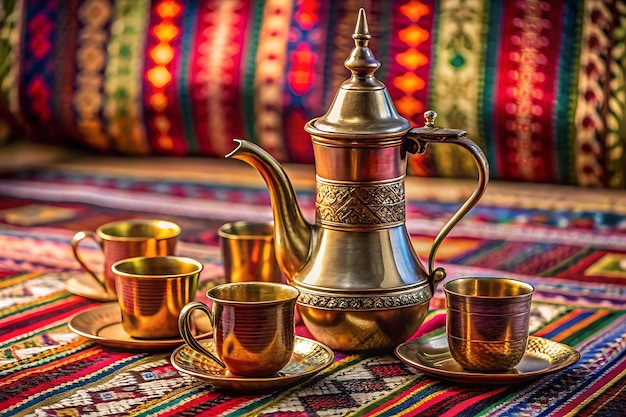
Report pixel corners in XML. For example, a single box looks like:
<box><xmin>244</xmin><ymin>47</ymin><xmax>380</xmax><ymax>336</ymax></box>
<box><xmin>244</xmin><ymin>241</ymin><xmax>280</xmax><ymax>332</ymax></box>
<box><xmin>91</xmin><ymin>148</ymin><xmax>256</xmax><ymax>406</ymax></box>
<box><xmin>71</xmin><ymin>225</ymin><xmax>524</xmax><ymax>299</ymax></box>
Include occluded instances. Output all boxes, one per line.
<box><xmin>1</xmin><ymin>0</ymin><xmax>625</xmax><ymax>187</ymax></box>
<box><xmin>0</xmin><ymin>167</ymin><xmax>625</xmax><ymax>416</ymax></box>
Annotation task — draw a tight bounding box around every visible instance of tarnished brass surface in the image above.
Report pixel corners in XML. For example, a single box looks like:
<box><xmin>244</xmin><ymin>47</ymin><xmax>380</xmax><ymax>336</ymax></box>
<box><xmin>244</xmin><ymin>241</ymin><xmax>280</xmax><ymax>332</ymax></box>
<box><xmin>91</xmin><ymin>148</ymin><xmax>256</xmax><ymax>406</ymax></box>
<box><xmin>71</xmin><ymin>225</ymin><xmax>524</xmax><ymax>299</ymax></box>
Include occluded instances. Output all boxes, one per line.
<box><xmin>179</xmin><ymin>282</ymin><xmax>300</xmax><ymax>377</ymax></box>
<box><xmin>447</xmin><ymin>310</ymin><xmax>531</xmax><ymax>341</ymax></box>
<box><xmin>68</xmin><ymin>302</ymin><xmax>212</xmax><ymax>352</ymax></box>
<box><xmin>311</xmin><ymin>140</ymin><xmax>406</xmax><ymax>182</ymax></box>
<box><xmin>112</xmin><ymin>256</ymin><xmax>201</xmax><ymax>339</ymax></box>
<box><xmin>225</xmin><ymin>9</ymin><xmax>490</xmax><ymax>351</ymax></box>
<box><xmin>171</xmin><ymin>336</ymin><xmax>334</xmax><ymax>390</ymax></box>
<box><xmin>444</xmin><ymin>277</ymin><xmax>534</xmax><ymax>371</ymax></box>
<box><xmin>297</xmin><ymin>285</ymin><xmax>431</xmax><ymax>310</ymax></box>
<box><xmin>395</xmin><ymin>331</ymin><xmax>580</xmax><ymax>384</ymax></box>
<box><xmin>298</xmin><ymin>302</ymin><xmax>429</xmax><ymax>351</ymax></box>
<box><xmin>444</xmin><ymin>277</ymin><xmax>535</xmax><ymax>300</ymax></box>
<box><xmin>71</xmin><ymin>219</ymin><xmax>180</xmax><ymax>297</ymax></box>
<box><xmin>316</xmin><ymin>178</ymin><xmax>405</xmax><ymax>228</ymax></box>
<box><xmin>218</xmin><ymin>221</ymin><xmax>282</xmax><ymax>283</ymax></box>
<box><xmin>448</xmin><ymin>336</ymin><xmax>528</xmax><ymax>371</ymax></box>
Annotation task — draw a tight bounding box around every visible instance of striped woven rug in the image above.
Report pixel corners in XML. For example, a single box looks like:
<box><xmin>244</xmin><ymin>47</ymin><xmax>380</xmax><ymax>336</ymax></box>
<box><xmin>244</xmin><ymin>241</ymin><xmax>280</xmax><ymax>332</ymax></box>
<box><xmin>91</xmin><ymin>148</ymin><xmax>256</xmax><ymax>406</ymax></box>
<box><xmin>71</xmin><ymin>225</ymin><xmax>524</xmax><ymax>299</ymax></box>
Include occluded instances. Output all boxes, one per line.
<box><xmin>0</xmin><ymin>157</ymin><xmax>625</xmax><ymax>416</ymax></box>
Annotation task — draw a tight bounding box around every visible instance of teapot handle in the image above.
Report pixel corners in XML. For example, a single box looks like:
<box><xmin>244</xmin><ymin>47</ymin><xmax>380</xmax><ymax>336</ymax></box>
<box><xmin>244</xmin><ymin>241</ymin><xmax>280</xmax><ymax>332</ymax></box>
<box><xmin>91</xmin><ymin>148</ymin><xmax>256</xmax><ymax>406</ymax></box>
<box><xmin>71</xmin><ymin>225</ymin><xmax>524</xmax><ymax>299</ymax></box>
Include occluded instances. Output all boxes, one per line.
<box><xmin>404</xmin><ymin>111</ymin><xmax>490</xmax><ymax>294</ymax></box>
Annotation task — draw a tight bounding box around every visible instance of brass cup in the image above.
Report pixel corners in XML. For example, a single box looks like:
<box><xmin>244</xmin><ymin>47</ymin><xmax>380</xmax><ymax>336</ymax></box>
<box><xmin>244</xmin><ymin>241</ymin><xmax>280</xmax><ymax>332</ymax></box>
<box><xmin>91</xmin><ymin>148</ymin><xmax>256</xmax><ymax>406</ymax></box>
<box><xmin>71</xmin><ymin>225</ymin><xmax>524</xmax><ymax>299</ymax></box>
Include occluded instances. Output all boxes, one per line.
<box><xmin>112</xmin><ymin>256</ymin><xmax>202</xmax><ymax>339</ymax></box>
<box><xmin>178</xmin><ymin>282</ymin><xmax>299</xmax><ymax>377</ymax></box>
<box><xmin>218</xmin><ymin>221</ymin><xmax>282</xmax><ymax>283</ymax></box>
<box><xmin>444</xmin><ymin>277</ymin><xmax>534</xmax><ymax>371</ymax></box>
<box><xmin>72</xmin><ymin>219</ymin><xmax>181</xmax><ymax>296</ymax></box>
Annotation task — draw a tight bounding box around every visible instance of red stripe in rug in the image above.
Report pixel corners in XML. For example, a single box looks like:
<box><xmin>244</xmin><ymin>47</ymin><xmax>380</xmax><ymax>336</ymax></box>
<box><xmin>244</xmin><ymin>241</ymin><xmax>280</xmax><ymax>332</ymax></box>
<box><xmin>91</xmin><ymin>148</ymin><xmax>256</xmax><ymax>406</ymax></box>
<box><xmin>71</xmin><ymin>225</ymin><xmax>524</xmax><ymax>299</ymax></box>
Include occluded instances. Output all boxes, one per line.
<box><xmin>401</xmin><ymin>390</ymin><xmax>459</xmax><ymax>416</ymax></box>
<box><xmin>359</xmin><ymin>380</ymin><xmax>438</xmax><ymax>417</ymax></box>
<box><xmin>0</xmin><ymin>271</ymin><xmax>43</xmax><ymax>288</ymax></box>
<box><xmin>576</xmin><ymin>370</ymin><xmax>626</xmax><ymax>417</ymax></box>
<box><xmin>0</xmin><ymin>296</ymin><xmax>93</xmax><ymax>340</ymax></box>
<box><xmin>556</xmin><ymin>359</ymin><xmax>626</xmax><ymax>416</ymax></box>
<box><xmin>151</xmin><ymin>388</ymin><xmax>255</xmax><ymax>417</ymax></box>
<box><xmin>0</xmin><ymin>345</ymin><xmax>124</xmax><ymax>410</ymax></box>
<box><xmin>439</xmin><ymin>387</ymin><xmax>509</xmax><ymax>417</ymax></box>
<box><xmin>410</xmin><ymin>312</ymin><xmax>446</xmax><ymax>340</ymax></box>
<box><xmin>532</xmin><ymin>309</ymin><xmax>608</xmax><ymax>342</ymax></box>
<box><xmin>157</xmin><ymin>391</ymin><xmax>259</xmax><ymax>417</ymax></box>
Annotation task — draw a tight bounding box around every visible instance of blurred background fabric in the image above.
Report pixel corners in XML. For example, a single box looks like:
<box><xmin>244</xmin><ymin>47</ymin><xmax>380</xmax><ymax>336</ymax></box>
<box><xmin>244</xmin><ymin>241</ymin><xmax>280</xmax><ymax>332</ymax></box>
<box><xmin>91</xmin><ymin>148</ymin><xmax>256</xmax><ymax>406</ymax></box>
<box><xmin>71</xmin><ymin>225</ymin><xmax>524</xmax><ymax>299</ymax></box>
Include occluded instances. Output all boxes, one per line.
<box><xmin>0</xmin><ymin>0</ymin><xmax>624</xmax><ymax>188</ymax></box>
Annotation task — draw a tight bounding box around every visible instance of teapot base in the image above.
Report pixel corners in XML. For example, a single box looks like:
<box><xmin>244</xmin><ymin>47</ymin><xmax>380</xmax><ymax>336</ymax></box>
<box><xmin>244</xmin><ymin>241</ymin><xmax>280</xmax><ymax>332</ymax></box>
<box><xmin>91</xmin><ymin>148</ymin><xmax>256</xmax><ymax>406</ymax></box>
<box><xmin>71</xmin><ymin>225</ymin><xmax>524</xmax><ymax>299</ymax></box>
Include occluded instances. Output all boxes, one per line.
<box><xmin>297</xmin><ymin>302</ymin><xmax>429</xmax><ymax>351</ymax></box>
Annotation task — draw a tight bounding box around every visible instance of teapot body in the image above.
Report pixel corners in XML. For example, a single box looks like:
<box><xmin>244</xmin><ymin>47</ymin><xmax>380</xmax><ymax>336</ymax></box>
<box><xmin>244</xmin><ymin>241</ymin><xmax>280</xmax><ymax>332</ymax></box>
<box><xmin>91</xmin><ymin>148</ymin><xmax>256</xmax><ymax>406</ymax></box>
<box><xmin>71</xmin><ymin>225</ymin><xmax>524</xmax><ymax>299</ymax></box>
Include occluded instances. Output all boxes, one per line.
<box><xmin>294</xmin><ymin>227</ymin><xmax>433</xmax><ymax>350</ymax></box>
<box><xmin>292</xmin><ymin>130</ymin><xmax>433</xmax><ymax>350</ymax></box>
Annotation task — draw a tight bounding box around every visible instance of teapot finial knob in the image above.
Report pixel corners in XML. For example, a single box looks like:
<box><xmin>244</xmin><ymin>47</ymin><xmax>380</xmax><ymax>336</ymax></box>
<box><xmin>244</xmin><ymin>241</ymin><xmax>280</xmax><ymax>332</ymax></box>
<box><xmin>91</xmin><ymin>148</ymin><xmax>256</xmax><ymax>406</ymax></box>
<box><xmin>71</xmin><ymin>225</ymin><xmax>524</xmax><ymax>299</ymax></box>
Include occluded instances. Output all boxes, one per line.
<box><xmin>424</xmin><ymin>110</ymin><xmax>437</xmax><ymax>127</ymax></box>
<box><xmin>343</xmin><ymin>8</ymin><xmax>382</xmax><ymax>86</ymax></box>
<box><xmin>306</xmin><ymin>8</ymin><xmax>411</xmax><ymax>135</ymax></box>
<box><xmin>353</xmin><ymin>8</ymin><xmax>371</xmax><ymax>45</ymax></box>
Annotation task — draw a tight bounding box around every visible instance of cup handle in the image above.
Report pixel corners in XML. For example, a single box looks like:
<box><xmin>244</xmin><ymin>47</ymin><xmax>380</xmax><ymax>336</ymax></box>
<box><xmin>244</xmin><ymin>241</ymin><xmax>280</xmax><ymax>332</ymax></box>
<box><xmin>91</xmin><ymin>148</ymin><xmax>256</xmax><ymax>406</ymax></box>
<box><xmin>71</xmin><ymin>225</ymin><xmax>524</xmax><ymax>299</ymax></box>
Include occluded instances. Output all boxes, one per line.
<box><xmin>178</xmin><ymin>301</ymin><xmax>226</xmax><ymax>369</ymax></box>
<box><xmin>71</xmin><ymin>231</ymin><xmax>108</xmax><ymax>293</ymax></box>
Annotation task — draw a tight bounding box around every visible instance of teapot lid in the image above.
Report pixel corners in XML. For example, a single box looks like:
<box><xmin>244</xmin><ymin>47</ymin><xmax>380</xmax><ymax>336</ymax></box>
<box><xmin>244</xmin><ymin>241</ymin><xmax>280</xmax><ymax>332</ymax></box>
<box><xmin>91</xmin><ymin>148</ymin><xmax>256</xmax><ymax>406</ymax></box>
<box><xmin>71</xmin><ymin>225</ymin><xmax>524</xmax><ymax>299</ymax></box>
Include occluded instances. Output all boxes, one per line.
<box><xmin>305</xmin><ymin>8</ymin><xmax>410</xmax><ymax>138</ymax></box>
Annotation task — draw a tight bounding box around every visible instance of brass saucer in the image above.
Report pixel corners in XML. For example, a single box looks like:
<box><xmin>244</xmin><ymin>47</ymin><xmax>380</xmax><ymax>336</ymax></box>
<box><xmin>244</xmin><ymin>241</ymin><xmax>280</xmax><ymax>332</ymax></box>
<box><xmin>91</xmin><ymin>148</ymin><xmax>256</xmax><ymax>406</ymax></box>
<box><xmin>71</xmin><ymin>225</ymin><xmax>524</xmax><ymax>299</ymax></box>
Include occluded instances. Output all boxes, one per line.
<box><xmin>395</xmin><ymin>330</ymin><xmax>580</xmax><ymax>384</ymax></box>
<box><xmin>171</xmin><ymin>336</ymin><xmax>334</xmax><ymax>390</ymax></box>
<box><xmin>65</xmin><ymin>272</ymin><xmax>117</xmax><ymax>302</ymax></box>
<box><xmin>68</xmin><ymin>303</ymin><xmax>212</xmax><ymax>352</ymax></box>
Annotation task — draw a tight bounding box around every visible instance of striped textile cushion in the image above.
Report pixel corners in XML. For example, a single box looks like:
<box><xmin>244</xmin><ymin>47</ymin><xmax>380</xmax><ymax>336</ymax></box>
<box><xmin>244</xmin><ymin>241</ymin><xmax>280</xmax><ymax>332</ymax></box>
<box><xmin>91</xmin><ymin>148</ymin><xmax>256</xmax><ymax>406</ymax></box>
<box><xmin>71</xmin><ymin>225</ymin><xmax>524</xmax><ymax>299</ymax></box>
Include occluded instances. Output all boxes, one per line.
<box><xmin>0</xmin><ymin>0</ymin><xmax>624</xmax><ymax>188</ymax></box>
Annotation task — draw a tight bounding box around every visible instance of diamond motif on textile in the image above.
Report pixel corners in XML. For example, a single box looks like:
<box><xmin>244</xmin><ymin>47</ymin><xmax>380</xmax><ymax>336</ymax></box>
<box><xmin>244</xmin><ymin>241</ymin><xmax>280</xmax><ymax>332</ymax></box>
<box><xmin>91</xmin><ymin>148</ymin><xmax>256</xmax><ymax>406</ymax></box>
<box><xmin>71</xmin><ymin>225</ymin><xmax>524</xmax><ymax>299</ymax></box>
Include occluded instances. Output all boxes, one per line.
<box><xmin>584</xmin><ymin>253</ymin><xmax>626</xmax><ymax>278</ymax></box>
<box><xmin>255</xmin><ymin>355</ymin><xmax>421</xmax><ymax>416</ymax></box>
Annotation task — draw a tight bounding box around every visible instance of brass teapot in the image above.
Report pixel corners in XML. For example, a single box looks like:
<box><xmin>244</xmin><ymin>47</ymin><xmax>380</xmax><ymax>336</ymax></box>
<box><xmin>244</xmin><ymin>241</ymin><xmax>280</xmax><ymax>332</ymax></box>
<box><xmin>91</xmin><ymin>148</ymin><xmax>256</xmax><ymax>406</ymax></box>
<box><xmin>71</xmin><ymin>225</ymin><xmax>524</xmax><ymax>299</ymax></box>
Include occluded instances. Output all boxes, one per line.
<box><xmin>226</xmin><ymin>9</ymin><xmax>489</xmax><ymax>351</ymax></box>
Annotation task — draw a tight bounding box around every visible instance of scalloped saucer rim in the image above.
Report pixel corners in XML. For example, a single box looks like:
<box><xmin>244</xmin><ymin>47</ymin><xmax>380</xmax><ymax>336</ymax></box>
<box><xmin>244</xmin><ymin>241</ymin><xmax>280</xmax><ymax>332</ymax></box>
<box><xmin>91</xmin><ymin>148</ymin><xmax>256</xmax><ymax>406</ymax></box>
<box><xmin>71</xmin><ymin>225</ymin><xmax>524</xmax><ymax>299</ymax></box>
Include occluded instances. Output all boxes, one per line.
<box><xmin>395</xmin><ymin>330</ymin><xmax>580</xmax><ymax>384</ymax></box>
<box><xmin>68</xmin><ymin>302</ymin><xmax>212</xmax><ymax>351</ymax></box>
<box><xmin>65</xmin><ymin>271</ymin><xmax>117</xmax><ymax>302</ymax></box>
<box><xmin>171</xmin><ymin>336</ymin><xmax>335</xmax><ymax>390</ymax></box>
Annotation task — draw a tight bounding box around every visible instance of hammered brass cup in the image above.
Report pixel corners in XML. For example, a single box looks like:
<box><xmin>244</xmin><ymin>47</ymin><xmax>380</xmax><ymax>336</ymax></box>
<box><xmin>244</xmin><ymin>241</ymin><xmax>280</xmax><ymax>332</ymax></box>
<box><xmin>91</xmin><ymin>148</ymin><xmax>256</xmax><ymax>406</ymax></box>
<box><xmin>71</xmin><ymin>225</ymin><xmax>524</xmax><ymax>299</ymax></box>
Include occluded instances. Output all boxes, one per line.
<box><xmin>72</xmin><ymin>219</ymin><xmax>180</xmax><ymax>296</ymax></box>
<box><xmin>112</xmin><ymin>256</ymin><xmax>202</xmax><ymax>339</ymax></box>
<box><xmin>218</xmin><ymin>221</ymin><xmax>282</xmax><ymax>283</ymax></box>
<box><xmin>444</xmin><ymin>277</ymin><xmax>534</xmax><ymax>371</ymax></box>
<box><xmin>178</xmin><ymin>282</ymin><xmax>299</xmax><ymax>377</ymax></box>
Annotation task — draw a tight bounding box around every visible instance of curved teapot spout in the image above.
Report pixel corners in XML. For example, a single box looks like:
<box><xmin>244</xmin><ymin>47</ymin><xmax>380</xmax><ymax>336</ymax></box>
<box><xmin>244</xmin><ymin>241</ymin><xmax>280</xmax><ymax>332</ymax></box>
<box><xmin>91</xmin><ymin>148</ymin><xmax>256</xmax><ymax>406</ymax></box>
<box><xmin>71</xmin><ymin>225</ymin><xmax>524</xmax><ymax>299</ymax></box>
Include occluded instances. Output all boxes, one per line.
<box><xmin>226</xmin><ymin>139</ymin><xmax>313</xmax><ymax>279</ymax></box>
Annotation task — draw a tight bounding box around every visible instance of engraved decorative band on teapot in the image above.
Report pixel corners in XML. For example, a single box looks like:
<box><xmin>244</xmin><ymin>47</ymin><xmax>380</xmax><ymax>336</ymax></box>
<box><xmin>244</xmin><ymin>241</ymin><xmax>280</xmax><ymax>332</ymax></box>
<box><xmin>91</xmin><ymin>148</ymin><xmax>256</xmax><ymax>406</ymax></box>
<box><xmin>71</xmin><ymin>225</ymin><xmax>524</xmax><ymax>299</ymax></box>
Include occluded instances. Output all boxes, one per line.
<box><xmin>295</xmin><ymin>284</ymin><xmax>431</xmax><ymax>311</ymax></box>
<box><xmin>315</xmin><ymin>177</ymin><xmax>406</xmax><ymax>228</ymax></box>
